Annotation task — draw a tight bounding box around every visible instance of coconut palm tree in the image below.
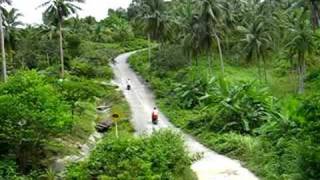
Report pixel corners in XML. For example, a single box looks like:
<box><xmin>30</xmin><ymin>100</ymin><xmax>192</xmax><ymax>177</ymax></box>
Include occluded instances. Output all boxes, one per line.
<box><xmin>286</xmin><ymin>12</ymin><xmax>316</xmax><ymax>94</ymax></box>
<box><xmin>293</xmin><ymin>0</ymin><xmax>320</xmax><ymax>31</ymax></box>
<box><xmin>40</xmin><ymin>0</ymin><xmax>85</xmax><ymax>78</ymax></box>
<box><xmin>3</xmin><ymin>8</ymin><xmax>23</xmax><ymax>66</ymax></box>
<box><xmin>198</xmin><ymin>0</ymin><xmax>225</xmax><ymax>77</ymax></box>
<box><xmin>238</xmin><ymin>14</ymin><xmax>273</xmax><ymax>82</ymax></box>
<box><xmin>0</xmin><ymin>0</ymin><xmax>11</xmax><ymax>82</ymax></box>
<box><xmin>136</xmin><ymin>0</ymin><xmax>169</xmax><ymax>65</ymax></box>
<box><xmin>309</xmin><ymin>0</ymin><xmax>320</xmax><ymax>31</ymax></box>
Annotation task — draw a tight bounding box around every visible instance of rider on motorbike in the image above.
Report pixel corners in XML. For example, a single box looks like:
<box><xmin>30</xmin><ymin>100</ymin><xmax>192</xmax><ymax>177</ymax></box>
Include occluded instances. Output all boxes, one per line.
<box><xmin>126</xmin><ymin>78</ymin><xmax>131</xmax><ymax>90</ymax></box>
<box><xmin>152</xmin><ymin>107</ymin><xmax>159</xmax><ymax>125</ymax></box>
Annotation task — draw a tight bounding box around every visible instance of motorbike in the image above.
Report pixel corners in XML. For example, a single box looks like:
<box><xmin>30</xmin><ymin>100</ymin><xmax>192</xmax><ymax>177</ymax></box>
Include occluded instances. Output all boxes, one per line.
<box><xmin>127</xmin><ymin>84</ymin><xmax>131</xmax><ymax>90</ymax></box>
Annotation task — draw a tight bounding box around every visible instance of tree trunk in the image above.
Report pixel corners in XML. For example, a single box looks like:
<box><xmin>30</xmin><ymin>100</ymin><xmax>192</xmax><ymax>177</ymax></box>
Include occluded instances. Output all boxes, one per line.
<box><xmin>59</xmin><ymin>21</ymin><xmax>65</xmax><ymax>79</ymax></box>
<box><xmin>257</xmin><ymin>58</ymin><xmax>262</xmax><ymax>83</ymax></box>
<box><xmin>311</xmin><ymin>1</ymin><xmax>320</xmax><ymax>31</ymax></box>
<box><xmin>207</xmin><ymin>53</ymin><xmax>212</xmax><ymax>80</ymax></box>
<box><xmin>148</xmin><ymin>33</ymin><xmax>151</xmax><ymax>68</ymax></box>
<box><xmin>298</xmin><ymin>52</ymin><xmax>305</xmax><ymax>94</ymax></box>
<box><xmin>262</xmin><ymin>57</ymin><xmax>268</xmax><ymax>82</ymax></box>
<box><xmin>46</xmin><ymin>53</ymin><xmax>50</xmax><ymax>66</ymax></box>
<box><xmin>0</xmin><ymin>9</ymin><xmax>7</xmax><ymax>82</ymax></box>
<box><xmin>189</xmin><ymin>52</ymin><xmax>195</xmax><ymax>83</ymax></box>
<box><xmin>214</xmin><ymin>33</ymin><xmax>225</xmax><ymax>77</ymax></box>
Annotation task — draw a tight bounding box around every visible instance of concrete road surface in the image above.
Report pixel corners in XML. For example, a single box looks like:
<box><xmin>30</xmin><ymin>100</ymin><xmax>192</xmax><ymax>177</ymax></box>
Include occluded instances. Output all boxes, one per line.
<box><xmin>111</xmin><ymin>52</ymin><xmax>258</xmax><ymax>180</ymax></box>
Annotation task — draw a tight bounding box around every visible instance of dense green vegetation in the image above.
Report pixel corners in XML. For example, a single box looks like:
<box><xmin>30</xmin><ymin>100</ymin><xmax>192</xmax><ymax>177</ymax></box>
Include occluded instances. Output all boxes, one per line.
<box><xmin>0</xmin><ymin>1</ymin><xmax>168</xmax><ymax>179</ymax></box>
<box><xmin>2</xmin><ymin>0</ymin><xmax>320</xmax><ymax>179</ymax></box>
<box><xmin>130</xmin><ymin>50</ymin><xmax>320</xmax><ymax>179</ymax></box>
<box><xmin>0</xmin><ymin>0</ymin><xmax>197</xmax><ymax>179</ymax></box>
<box><xmin>66</xmin><ymin>130</ymin><xmax>195</xmax><ymax>180</ymax></box>
<box><xmin>127</xmin><ymin>0</ymin><xmax>320</xmax><ymax>179</ymax></box>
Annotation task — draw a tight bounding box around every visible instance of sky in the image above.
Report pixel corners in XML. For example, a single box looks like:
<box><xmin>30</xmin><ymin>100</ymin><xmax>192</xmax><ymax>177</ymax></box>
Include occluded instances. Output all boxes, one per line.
<box><xmin>12</xmin><ymin>0</ymin><xmax>132</xmax><ymax>25</ymax></box>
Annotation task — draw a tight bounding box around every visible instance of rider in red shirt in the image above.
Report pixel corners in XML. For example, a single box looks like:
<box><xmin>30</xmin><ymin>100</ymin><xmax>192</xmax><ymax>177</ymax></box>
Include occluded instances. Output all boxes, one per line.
<box><xmin>152</xmin><ymin>107</ymin><xmax>159</xmax><ymax>125</ymax></box>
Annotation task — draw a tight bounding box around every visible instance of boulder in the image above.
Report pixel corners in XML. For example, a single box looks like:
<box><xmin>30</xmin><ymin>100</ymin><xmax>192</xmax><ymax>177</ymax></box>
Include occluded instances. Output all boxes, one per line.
<box><xmin>95</xmin><ymin>120</ymin><xmax>113</xmax><ymax>133</ymax></box>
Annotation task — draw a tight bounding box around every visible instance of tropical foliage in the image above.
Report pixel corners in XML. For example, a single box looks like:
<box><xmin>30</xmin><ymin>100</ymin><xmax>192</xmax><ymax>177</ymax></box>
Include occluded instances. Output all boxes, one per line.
<box><xmin>2</xmin><ymin>0</ymin><xmax>320</xmax><ymax>179</ymax></box>
<box><xmin>66</xmin><ymin>130</ymin><xmax>195</xmax><ymax>179</ymax></box>
<box><xmin>0</xmin><ymin>3</ymin><xmax>151</xmax><ymax>179</ymax></box>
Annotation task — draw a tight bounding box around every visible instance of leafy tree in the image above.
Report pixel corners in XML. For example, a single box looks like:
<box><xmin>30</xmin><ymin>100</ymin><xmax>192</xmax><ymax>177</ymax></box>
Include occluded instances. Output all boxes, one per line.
<box><xmin>40</xmin><ymin>0</ymin><xmax>85</xmax><ymax>78</ymax></box>
<box><xmin>0</xmin><ymin>70</ymin><xmax>72</xmax><ymax>171</ymax></box>
<box><xmin>101</xmin><ymin>14</ymin><xmax>134</xmax><ymax>42</ymax></box>
<box><xmin>55</xmin><ymin>77</ymin><xmax>106</xmax><ymax>116</ymax></box>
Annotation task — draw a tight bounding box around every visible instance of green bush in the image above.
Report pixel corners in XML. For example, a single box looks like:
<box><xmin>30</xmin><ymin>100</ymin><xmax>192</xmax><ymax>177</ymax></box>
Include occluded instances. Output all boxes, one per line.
<box><xmin>70</xmin><ymin>59</ymin><xmax>113</xmax><ymax>79</ymax></box>
<box><xmin>173</xmin><ymin>78</ymin><xmax>210</xmax><ymax>109</ymax></box>
<box><xmin>184</xmin><ymin>79</ymin><xmax>276</xmax><ymax>135</ymax></box>
<box><xmin>154</xmin><ymin>44</ymin><xmax>189</xmax><ymax>71</ymax></box>
<box><xmin>66</xmin><ymin>130</ymin><xmax>194</xmax><ymax>179</ymax></box>
<box><xmin>0</xmin><ymin>70</ymin><xmax>72</xmax><ymax>172</ymax></box>
<box><xmin>65</xmin><ymin>34</ymin><xmax>81</xmax><ymax>58</ymax></box>
<box><xmin>120</xmin><ymin>38</ymin><xmax>149</xmax><ymax>52</ymax></box>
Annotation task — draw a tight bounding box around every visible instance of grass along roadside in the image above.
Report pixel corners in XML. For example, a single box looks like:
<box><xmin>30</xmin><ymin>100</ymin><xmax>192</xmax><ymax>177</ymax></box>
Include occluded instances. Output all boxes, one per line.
<box><xmin>128</xmin><ymin>49</ymin><xmax>320</xmax><ymax>179</ymax></box>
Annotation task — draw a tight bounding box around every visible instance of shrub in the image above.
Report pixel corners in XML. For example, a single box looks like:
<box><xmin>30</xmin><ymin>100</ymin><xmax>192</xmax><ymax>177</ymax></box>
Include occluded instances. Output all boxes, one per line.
<box><xmin>54</xmin><ymin>77</ymin><xmax>108</xmax><ymax>116</ymax></box>
<box><xmin>184</xmin><ymin>78</ymin><xmax>276</xmax><ymax>135</ymax></box>
<box><xmin>173</xmin><ymin>78</ymin><xmax>210</xmax><ymax>109</ymax></box>
<box><xmin>120</xmin><ymin>38</ymin><xmax>149</xmax><ymax>52</ymax></box>
<box><xmin>66</xmin><ymin>130</ymin><xmax>194</xmax><ymax>179</ymax></box>
<box><xmin>65</xmin><ymin>34</ymin><xmax>81</xmax><ymax>58</ymax></box>
<box><xmin>0</xmin><ymin>71</ymin><xmax>72</xmax><ymax>172</ymax></box>
<box><xmin>154</xmin><ymin>44</ymin><xmax>189</xmax><ymax>71</ymax></box>
<box><xmin>70</xmin><ymin>59</ymin><xmax>113</xmax><ymax>79</ymax></box>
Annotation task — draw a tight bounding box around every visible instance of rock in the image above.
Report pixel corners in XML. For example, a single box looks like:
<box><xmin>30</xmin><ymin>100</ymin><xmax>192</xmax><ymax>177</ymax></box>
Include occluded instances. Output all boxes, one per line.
<box><xmin>89</xmin><ymin>135</ymin><xmax>95</xmax><ymax>143</ymax></box>
<box><xmin>93</xmin><ymin>132</ymin><xmax>103</xmax><ymax>140</ymax></box>
<box><xmin>80</xmin><ymin>144</ymin><xmax>90</xmax><ymax>156</ymax></box>
<box><xmin>51</xmin><ymin>159</ymin><xmax>65</xmax><ymax>173</ymax></box>
<box><xmin>95</xmin><ymin>120</ymin><xmax>113</xmax><ymax>133</ymax></box>
<box><xmin>96</xmin><ymin>106</ymin><xmax>110</xmax><ymax>113</ymax></box>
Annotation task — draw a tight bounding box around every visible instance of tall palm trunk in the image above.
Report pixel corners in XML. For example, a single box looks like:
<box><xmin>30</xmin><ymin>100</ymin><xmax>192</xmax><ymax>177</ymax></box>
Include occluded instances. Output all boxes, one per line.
<box><xmin>262</xmin><ymin>56</ymin><xmax>268</xmax><ymax>82</ymax></box>
<box><xmin>257</xmin><ymin>57</ymin><xmax>262</xmax><ymax>83</ymax></box>
<box><xmin>148</xmin><ymin>33</ymin><xmax>151</xmax><ymax>68</ymax></box>
<box><xmin>46</xmin><ymin>53</ymin><xmax>50</xmax><ymax>66</ymax></box>
<box><xmin>310</xmin><ymin>0</ymin><xmax>320</xmax><ymax>31</ymax></box>
<box><xmin>298</xmin><ymin>52</ymin><xmax>305</xmax><ymax>94</ymax></box>
<box><xmin>189</xmin><ymin>52</ymin><xmax>195</xmax><ymax>83</ymax></box>
<box><xmin>58</xmin><ymin>21</ymin><xmax>64</xmax><ymax>79</ymax></box>
<box><xmin>0</xmin><ymin>8</ymin><xmax>7</xmax><ymax>82</ymax></box>
<box><xmin>207</xmin><ymin>52</ymin><xmax>212</xmax><ymax>80</ymax></box>
<box><xmin>214</xmin><ymin>33</ymin><xmax>224</xmax><ymax>77</ymax></box>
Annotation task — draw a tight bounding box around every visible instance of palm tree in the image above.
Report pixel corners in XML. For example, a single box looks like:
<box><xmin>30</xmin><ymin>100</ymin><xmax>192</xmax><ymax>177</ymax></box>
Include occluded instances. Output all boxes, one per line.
<box><xmin>0</xmin><ymin>0</ymin><xmax>11</xmax><ymax>82</ymax></box>
<box><xmin>198</xmin><ymin>0</ymin><xmax>225</xmax><ymax>77</ymax></box>
<box><xmin>40</xmin><ymin>0</ymin><xmax>84</xmax><ymax>78</ymax></box>
<box><xmin>136</xmin><ymin>0</ymin><xmax>169</xmax><ymax>65</ymax></box>
<box><xmin>238</xmin><ymin>15</ymin><xmax>273</xmax><ymax>82</ymax></box>
<box><xmin>294</xmin><ymin>0</ymin><xmax>320</xmax><ymax>31</ymax></box>
<box><xmin>286</xmin><ymin>12</ymin><xmax>315</xmax><ymax>94</ymax></box>
<box><xmin>3</xmin><ymin>8</ymin><xmax>23</xmax><ymax>66</ymax></box>
<box><xmin>309</xmin><ymin>0</ymin><xmax>320</xmax><ymax>31</ymax></box>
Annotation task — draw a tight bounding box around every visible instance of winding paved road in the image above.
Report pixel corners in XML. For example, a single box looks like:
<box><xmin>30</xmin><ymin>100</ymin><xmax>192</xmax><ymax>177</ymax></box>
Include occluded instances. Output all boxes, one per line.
<box><xmin>111</xmin><ymin>52</ymin><xmax>258</xmax><ymax>180</ymax></box>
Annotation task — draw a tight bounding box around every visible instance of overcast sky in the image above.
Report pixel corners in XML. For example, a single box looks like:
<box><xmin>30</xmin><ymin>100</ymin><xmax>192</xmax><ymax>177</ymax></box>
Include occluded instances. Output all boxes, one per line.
<box><xmin>12</xmin><ymin>0</ymin><xmax>132</xmax><ymax>25</ymax></box>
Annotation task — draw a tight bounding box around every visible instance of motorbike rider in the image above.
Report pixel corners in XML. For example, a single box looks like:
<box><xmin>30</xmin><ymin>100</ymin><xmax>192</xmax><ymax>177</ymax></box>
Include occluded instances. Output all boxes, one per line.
<box><xmin>151</xmin><ymin>107</ymin><xmax>159</xmax><ymax>124</ymax></box>
<box><xmin>126</xmin><ymin>78</ymin><xmax>131</xmax><ymax>90</ymax></box>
